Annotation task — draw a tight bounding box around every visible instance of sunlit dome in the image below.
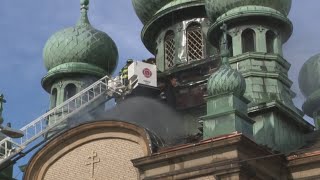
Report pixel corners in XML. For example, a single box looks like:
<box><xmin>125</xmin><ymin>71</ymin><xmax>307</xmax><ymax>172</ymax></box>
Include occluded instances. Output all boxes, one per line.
<box><xmin>42</xmin><ymin>0</ymin><xmax>118</xmax><ymax>90</ymax></box>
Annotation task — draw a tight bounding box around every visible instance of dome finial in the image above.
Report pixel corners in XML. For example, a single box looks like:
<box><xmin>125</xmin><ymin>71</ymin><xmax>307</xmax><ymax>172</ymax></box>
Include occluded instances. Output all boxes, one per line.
<box><xmin>206</xmin><ymin>23</ymin><xmax>246</xmax><ymax>97</ymax></box>
<box><xmin>77</xmin><ymin>0</ymin><xmax>90</xmax><ymax>26</ymax></box>
<box><xmin>80</xmin><ymin>0</ymin><xmax>89</xmax><ymax>7</ymax></box>
<box><xmin>0</xmin><ymin>94</ymin><xmax>6</xmax><ymax>125</ymax></box>
<box><xmin>220</xmin><ymin>23</ymin><xmax>230</xmax><ymax>66</ymax></box>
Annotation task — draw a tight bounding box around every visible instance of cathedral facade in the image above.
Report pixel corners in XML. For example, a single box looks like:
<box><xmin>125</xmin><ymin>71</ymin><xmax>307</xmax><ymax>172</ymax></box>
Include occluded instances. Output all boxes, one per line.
<box><xmin>10</xmin><ymin>0</ymin><xmax>320</xmax><ymax>179</ymax></box>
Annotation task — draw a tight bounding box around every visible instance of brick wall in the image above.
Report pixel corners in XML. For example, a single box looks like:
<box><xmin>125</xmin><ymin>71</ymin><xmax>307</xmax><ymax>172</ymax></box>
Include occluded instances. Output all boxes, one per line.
<box><xmin>44</xmin><ymin>138</ymin><xmax>144</xmax><ymax>180</ymax></box>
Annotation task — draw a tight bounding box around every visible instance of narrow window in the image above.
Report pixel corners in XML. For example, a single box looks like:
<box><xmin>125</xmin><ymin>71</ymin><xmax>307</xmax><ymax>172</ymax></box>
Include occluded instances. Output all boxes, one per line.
<box><xmin>266</xmin><ymin>30</ymin><xmax>276</xmax><ymax>53</ymax></box>
<box><xmin>51</xmin><ymin>88</ymin><xmax>57</xmax><ymax>108</ymax></box>
<box><xmin>242</xmin><ymin>29</ymin><xmax>256</xmax><ymax>53</ymax></box>
<box><xmin>228</xmin><ymin>35</ymin><xmax>233</xmax><ymax>57</ymax></box>
<box><xmin>64</xmin><ymin>84</ymin><xmax>77</xmax><ymax>101</ymax></box>
<box><xmin>187</xmin><ymin>23</ymin><xmax>204</xmax><ymax>62</ymax></box>
<box><xmin>164</xmin><ymin>31</ymin><xmax>175</xmax><ymax>69</ymax></box>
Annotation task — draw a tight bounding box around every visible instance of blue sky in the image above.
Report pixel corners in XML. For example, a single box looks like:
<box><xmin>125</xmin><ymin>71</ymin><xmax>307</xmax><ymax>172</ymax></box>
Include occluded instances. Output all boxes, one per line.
<box><xmin>0</xmin><ymin>0</ymin><xmax>319</xmax><ymax>179</ymax></box>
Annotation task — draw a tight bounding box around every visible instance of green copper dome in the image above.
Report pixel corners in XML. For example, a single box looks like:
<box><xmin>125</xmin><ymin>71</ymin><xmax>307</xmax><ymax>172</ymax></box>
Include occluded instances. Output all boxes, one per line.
<box><xmin>43</xmin><ymin>1</ymin><xmax>118</xmax><ymax>78</ymax></box>
<box><xmin>207</xmin><ymin>64</ymin><xmax>246</xmax><ymax>97</ymax></box>
<box><xmin>299</xmin><ymin>54</ymin><xmax>320</xmax><ymax>98</ymax></box>
<box><xmin>205</xmin><ymin>0</ymin><xmax>292</xmax><ymax>21</ymax></box>
<box><xmin>155</xmin><ymin>0</ymin><xmax>203</xmax><ymax>15</ymax></box>
<box><xmin>298</xmin><ymin>54</ymin><xmax>320</xmax><ymax>117</ymax></box>
<box><xmin>132</xmin><ymin>0</ymin><xmax>171</xmax><ymax>24</ymax></box>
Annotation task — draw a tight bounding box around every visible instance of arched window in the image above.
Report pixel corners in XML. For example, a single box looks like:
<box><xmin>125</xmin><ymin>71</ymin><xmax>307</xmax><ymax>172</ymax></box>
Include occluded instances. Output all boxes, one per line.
<box><xmin>266</xmin><ymin>30</ymin><xmax>277</xmax><ymax>53</ymax></box>
<box><xmin>242</xmin><ymin>29</ymin><xmax>256</xmax><ymax>53</ymax></box>
<box><xmin>64</xmin><ymin>84</ymin><xmax>77</xmax><ymax>101</ymax></box>
<box><xmin>51</xmin><ymin>88</ymin><xmax>57</xmax><ymax>108</ymax></box>
<box><xmin>186</xmin><ymin>23</ymin><xmax>204</xmax><ymax>62</ymax></box>
<box><xmin>164</xmin><ymin>31</ymin><xmax>175</xmax><ymax>69</ymax></box>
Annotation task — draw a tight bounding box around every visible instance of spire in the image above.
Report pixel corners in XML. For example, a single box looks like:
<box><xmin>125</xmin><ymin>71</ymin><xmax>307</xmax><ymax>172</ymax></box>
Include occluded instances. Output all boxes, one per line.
<box><xmin>0</xmin><ymin>94</ymin><xmax>6</xmax><ymax>125</ymax></box>
<box><xmin>220</xmin><ymin>23</ymin><xmax>230</xmax><ymax>66</ymax></box>
<box><xmin>77</xmin><ymin>0</ymin><xmax>91</xmax><ymax>26</ymax></box>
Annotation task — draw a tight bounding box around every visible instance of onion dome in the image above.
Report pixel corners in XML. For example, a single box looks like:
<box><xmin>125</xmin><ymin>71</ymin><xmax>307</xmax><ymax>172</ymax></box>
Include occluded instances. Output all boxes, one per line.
<box><xmin>207</xmin><ymin>24</ymin><xmax>246</xmax><ymax>97</ymax></box>
<box><xmin>205</xmin><ymin>0</ymin><xmax>292</xmax><ymax>21</ymax></box>
<box><xmin>132</xmin><ymin>0</ymin><xmax>171</xmax><ymax>24</ymax></box>
<box><xmin>299</xmin><ymin>54</ymin><xmax>320</xmax><ymax>116</ymax></box>
<box><xmin>42</xmin><ymin>0</ymin><xmax>118</xmax><ymax>90</ymax></box>
<box><xmin>207</xmin><ymin>63</ymin><xmax>246</xmax><ymax>97</ymax></box>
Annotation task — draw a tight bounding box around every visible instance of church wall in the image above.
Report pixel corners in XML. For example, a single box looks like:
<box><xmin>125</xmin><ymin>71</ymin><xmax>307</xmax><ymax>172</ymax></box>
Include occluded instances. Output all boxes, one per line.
<box><xmin>44</xmin><ymin>138</ymin><xmax>144</xmax><ymax>180</ymax></box>
<box><xmin>24</xmin><ymin>121</ymin><xmax>153</xmax><ymax>180</ymax></box>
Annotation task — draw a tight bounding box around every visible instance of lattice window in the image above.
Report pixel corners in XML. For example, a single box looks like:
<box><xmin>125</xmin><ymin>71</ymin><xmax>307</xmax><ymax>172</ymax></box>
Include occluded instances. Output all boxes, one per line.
<box><xmin>187</xmin><ymin>24</ymin><xmax>204</xmax><ymax>62</ymax></box>
<box><xmin>164</xmin><ymin>31</ymin><xmax>175</xmax><ymax>69</ymax></box>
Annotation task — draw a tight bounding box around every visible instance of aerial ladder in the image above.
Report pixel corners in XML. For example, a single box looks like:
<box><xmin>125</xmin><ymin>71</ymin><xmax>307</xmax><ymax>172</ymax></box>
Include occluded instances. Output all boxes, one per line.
<box><xmin>0</xmin><ymin>74</ymin><xmax>125</xmax><ymax>169</ymax></box>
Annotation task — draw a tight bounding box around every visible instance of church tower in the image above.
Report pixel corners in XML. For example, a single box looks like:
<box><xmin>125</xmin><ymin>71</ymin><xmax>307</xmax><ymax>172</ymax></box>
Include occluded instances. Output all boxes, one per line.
<box><xmin>132</xmin><ymin>0</ymin><xmax>216</xmax><ymax>72</ymax></box>
<box><xmin>204</xmin><ymin>0</ymin><xmax>313</xmax><ymax>152</ymax></box>
<box><xmin>132</xmin><ymin>0</ymin><xmax>218</xmax><ymax>135</ymax></box>
<box><xmin>41</xmin><ymin>0</ymin><xmax>118</xmax><ymax>129</ymax></box>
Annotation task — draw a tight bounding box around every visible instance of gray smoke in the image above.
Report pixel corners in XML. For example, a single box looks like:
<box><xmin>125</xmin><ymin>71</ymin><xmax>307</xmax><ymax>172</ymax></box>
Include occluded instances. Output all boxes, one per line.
<box><xmin>67</xmin><ymin>96</ymin><xmax>188</xmax><ymax>145</ymax></box>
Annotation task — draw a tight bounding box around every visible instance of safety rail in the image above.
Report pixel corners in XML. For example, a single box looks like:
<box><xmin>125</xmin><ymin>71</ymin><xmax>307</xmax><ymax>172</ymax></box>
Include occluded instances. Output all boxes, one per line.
<box><xmin>0</xmin><ymin>75</ymin><xmax>124</xmax><ymax>165</ymax></box>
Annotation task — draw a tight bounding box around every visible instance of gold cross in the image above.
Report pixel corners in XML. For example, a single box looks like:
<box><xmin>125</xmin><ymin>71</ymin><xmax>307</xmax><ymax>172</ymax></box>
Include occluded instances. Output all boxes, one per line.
<box><xmin>85</xmin><ymin>151</ymin><xmax>100</xmax><ymax>178</ymax></box>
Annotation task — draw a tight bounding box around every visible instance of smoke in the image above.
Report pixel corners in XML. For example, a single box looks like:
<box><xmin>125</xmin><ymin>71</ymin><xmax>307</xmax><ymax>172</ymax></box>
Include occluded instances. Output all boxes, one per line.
<box><xmin>67</xmin><ymin>96</ymin><xmax>188</xmax><ymax>145</ymax></box>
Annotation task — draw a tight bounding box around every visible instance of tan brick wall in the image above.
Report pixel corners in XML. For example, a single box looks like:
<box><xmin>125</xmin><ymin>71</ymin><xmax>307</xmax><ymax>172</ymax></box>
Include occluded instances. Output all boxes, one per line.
<box><xmin>190</xmin><ymin>175</ymin><xmax>216</xmax><ymax>180</ymax></box>
<box><xmin>44</xmin><ymin>138</ymin><xmax>144</xmax><ymax>180</ymax></box>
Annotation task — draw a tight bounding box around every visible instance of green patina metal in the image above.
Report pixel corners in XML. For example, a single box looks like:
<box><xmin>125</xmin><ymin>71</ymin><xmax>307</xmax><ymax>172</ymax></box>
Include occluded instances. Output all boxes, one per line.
<box><xmin>207</xmin><ymin>24</ymin><xmax>246</xmax><ymax>98</ymax></box>
<box><xmin>205</xmin><ymin>0</ymin><xmax>292</xmax><ymax>21</ymax></box>
<box><xmin>203</xmin><ymin>24</ymin><xmax>253</xmax><ymax>138</ymax></box>
<box><xmin>299</xmin><ymin>53</ymin><xmax>320</xmax><ymax>129</ymax></box>
<box><xmin>204</xmin><ymin>1</ymin><xmax>312</xmax><ymax>152</ymax></box>
<box><xmin>208</xmin><ymin>6</ymin><xmax>293</xmax><ymax>47</ymax></box>
<box><xmin>141</xmin><ymin>0</ymin><xmax>205</xmax><ymax>54</ymax></box>
<box><xmin>42</xmin><ymin>0</ymin><xmax>119</xmax><ymax>134</ymax></box>
<box><xmin>132</xmin><ymin>0</ymin><xmax>171</xmax><ymax>24</ymax></box>
<box><xmin>42</xmin><ymin>0</ymin><xmax>118</xmax><ymax>92</ymax></box>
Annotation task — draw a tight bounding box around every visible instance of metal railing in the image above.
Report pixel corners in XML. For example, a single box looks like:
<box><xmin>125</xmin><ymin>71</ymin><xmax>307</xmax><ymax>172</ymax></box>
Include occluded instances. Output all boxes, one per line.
<box><xmin>0</xmin><ymin>75</ymin><xmax>124</xmax><ymax>166</ymax></box>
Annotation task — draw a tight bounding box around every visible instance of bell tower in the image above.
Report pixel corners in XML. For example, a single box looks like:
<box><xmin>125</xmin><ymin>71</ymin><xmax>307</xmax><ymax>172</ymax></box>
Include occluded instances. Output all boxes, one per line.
<box><xmin>205</xmin><ymin>0</ymin><xmax>313</xmax><ymax>152</ymax></box>
<box><xmin>132</xmin><ymin>0</ymin><xmax>219</xmax><ymax>136</ymax></box>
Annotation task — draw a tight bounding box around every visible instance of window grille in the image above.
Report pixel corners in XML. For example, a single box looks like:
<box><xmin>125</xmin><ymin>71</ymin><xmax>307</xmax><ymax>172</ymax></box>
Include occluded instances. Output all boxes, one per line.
<box><xmin>187</xmin><ymin>25</ymin><xmax>204</xmax><ymax>61</ymax></box>
<box><xmin>164</xmin><ymin>32</ymin><xmax>175</xmax><ymax>69</ymax></box>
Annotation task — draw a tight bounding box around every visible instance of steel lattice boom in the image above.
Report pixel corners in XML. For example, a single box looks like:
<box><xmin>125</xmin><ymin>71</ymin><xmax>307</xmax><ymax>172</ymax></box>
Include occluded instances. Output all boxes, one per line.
<box><xmin>0</xmin><ymin>75</ymin><xmax>124</xmax><ymax>166</ymax></box>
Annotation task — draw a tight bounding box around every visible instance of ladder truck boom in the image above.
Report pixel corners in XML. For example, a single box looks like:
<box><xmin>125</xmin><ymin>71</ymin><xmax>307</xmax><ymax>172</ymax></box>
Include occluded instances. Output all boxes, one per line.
<box><xmin>0</xmin><ymin>75</ymin><xmax>124</xmax><ymax>167</ymax></box>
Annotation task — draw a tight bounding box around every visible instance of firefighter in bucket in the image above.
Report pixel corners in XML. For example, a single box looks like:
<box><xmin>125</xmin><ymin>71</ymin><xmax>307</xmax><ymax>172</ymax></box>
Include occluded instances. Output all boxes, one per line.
<box><xmin>121</xmin><ymin>59</ymin><xmax>133</xmax><ymax>86</ymax></box>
